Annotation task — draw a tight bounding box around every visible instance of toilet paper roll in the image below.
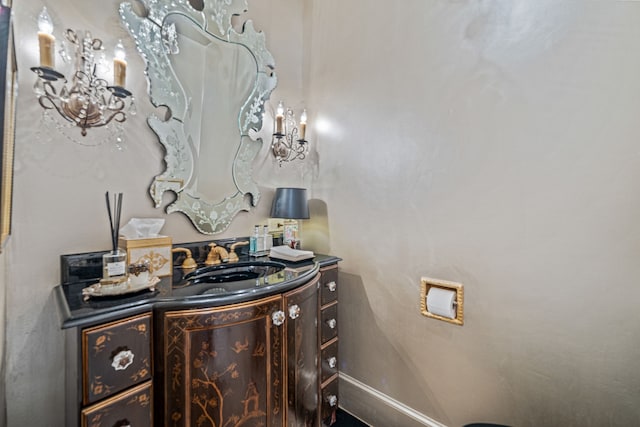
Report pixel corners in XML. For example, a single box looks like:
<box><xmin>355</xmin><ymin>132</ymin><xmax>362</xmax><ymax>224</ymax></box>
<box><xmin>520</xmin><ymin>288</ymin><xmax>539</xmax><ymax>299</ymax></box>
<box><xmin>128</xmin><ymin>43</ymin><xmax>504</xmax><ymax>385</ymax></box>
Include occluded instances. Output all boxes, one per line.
<box><xmin>427</xmin><ymin>287</ymin><xmax>457</xmax><ymax>319</ymax></box>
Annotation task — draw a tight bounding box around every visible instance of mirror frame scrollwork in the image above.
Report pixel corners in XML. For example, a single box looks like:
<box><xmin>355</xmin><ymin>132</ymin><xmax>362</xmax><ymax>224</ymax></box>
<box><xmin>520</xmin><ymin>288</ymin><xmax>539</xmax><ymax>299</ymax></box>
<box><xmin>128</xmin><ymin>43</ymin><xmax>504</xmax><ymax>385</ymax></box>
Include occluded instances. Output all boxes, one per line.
<box><xmin>119</xmin><ymin>0</ymin><xmax>276</xmax><ymax>234</ymax></box>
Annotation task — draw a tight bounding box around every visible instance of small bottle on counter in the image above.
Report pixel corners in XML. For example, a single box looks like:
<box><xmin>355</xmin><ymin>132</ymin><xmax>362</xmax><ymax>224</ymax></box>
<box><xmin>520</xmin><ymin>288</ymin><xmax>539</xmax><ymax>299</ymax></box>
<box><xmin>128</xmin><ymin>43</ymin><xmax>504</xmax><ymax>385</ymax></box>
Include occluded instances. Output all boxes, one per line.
<box><xmin>250</xmin><ymin>225</ymin><xmax>260</xmax><ymax>256</ymax></box>
<box><xmin>256</xmin><ymin>226</ymin><xmax>265</xmax><ymax>255</ymax></box>
<box><xmin>263</xmin><ymin>225</ymin><xmax>273</xmax><ymax>255</ymax></box>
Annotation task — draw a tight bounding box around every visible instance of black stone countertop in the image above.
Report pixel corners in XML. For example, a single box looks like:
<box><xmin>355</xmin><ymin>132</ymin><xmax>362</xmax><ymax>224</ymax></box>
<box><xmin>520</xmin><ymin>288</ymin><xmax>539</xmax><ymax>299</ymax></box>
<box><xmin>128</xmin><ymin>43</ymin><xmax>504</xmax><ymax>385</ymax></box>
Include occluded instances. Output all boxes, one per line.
<box><xmin>54</xmin><ymin>253</ymin><xmax>341</xmax><ymax>329</ymax></box>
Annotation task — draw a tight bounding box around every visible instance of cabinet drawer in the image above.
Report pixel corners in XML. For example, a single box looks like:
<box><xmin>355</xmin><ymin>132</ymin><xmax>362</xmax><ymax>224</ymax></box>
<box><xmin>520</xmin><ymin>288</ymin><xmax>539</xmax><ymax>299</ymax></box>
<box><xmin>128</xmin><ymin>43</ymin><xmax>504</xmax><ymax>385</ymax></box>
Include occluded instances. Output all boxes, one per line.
<box><xmin>81</xmin><ymin>381</ymin><xmax>152</xmax><ymax>427</ymax></box>
<box><xmin>321</xmin><ymin>378</ymin><xmax>339</xmax><ymax>424</ymax></box>
<box><xmin>320</xmin><ymin>303</ymin><xmax>338</xmax><ymax>344</ymax></box>
<box><xmin>82</xmin><ymin>313</ymin><xmax>152</xmax><ymax>404</ymax></box>
<box><xmin>320</xmin><ymin>339</ymin><xmax>338</xmax><ymax>384</ymax></box>
<box><xmin>320</xmin><ymin>266</ymin><xmax>339</xmax><ymax>307</ymax></box>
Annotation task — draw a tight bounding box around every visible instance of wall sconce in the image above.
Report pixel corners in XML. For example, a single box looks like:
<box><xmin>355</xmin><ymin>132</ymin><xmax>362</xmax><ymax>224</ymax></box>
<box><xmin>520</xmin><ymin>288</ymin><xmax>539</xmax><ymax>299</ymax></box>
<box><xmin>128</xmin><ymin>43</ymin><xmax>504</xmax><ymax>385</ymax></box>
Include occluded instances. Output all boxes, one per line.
<box><xmin>270</xmin><ymin>187</ymin><xmax>310</xmax><ymax>248</ymax></box>
<box><xmin>30</xmin><ymin>7</ymin><xmax>134</xmax><ymax>138</ymax></box>
<box><xmin>271</xmin><ymin>101</ymin><xmax>309</xmax><ymax>165</ymax></box>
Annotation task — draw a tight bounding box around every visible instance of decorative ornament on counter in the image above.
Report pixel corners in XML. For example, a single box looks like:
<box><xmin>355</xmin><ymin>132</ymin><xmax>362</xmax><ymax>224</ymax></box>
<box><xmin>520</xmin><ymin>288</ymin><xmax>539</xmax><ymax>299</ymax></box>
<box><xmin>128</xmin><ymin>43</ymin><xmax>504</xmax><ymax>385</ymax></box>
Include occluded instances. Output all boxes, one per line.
<box><xmin>128</xmin><ymin>259</ymin><xmax>150</xmax><ymax>286</ymax></box>
<box><xmin>82</xmin><ymin>275</ymin><xmax>160</xmax><ymax>301</ymax></box>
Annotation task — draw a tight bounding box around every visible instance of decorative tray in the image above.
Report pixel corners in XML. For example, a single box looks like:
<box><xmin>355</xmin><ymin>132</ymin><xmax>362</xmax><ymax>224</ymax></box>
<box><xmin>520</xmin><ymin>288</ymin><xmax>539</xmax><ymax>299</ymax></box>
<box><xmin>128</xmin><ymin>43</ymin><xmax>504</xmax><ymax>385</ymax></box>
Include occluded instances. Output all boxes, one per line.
<box><xmin>82</xmin><ymin>276</ymin><xmax>160</xmax><ymax>301</ymax></box>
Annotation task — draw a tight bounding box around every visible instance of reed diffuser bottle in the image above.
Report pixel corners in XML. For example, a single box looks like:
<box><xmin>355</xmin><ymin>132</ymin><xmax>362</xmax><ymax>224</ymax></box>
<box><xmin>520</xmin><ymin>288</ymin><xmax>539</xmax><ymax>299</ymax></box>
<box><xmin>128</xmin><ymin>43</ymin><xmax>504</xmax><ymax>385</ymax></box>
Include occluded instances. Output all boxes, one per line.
<box><xmin>102</xmin><ymin>192</ymin><xmax>127</xmax><ymax>282</ymax></box>
<box><xmin>103</xmin><ymin>249</ymin><xmax>127</xmax><ymax>280</ymax></box>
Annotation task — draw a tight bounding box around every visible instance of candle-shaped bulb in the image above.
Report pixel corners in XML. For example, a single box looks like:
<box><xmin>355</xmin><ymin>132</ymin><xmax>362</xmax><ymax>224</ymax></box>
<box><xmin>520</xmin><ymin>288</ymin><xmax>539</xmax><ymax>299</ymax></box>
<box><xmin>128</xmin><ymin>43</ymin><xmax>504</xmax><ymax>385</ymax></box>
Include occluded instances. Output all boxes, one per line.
<box><xmin>276</xmin><ymin>101</ymin><xmax>284</xmax><ymax>134</ymax></box>
<box><xmin>38</xmin><ymin>7</ymin><xmax>54</xmax><ymax>35</ymax></box>
<box><xmin>299</xmin><ymin>109</ymin><xmax>307</xmax><ymax>140</ymax></box>
<box><xmin>114</xmin><ymin>40</ymin><xmax>126</xmax><ymax>61</ymax></box>
<box><xmin>37</xmin><ymin>7</ymin><xmax>55</xmax><ymax>68</ymax></box>
<box><xmin>113</xmin><ymin>40</ymin><xmax>127</xmax><ymax>87</ymax></box>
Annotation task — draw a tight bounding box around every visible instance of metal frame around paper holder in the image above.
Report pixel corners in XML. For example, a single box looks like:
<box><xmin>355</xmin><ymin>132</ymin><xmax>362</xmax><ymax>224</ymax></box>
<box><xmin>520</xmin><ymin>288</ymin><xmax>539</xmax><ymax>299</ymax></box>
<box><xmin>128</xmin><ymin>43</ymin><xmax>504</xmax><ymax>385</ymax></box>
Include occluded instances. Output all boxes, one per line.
<box><xmin>420</xmin><ymin>277</ymin><xmax>464</xmax><ymax>326</ymax></box>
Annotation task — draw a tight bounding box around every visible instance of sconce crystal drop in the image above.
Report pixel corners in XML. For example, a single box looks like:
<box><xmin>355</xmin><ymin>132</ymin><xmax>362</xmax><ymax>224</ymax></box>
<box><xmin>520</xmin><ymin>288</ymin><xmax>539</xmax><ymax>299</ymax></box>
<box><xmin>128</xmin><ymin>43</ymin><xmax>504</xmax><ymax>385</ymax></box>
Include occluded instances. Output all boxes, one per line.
<box><xmin>271</xmin><ymin>101</ymin><xmax>310</xmax><ymax>165</ymax></box>
<box><xmin>30</xmin><ymin>7</ymin><xmax>133</xmax><ymax>139</ymax></box>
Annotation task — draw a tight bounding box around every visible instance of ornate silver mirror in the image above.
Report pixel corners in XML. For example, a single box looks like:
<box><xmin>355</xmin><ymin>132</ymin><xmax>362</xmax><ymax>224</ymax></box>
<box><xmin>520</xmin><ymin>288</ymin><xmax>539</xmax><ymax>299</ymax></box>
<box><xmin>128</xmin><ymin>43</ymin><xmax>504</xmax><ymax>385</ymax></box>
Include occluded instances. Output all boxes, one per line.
<box><xmin>119</xmin><ymin>0</ymin><xmax>276</xmax><ymax>233</ymax></box>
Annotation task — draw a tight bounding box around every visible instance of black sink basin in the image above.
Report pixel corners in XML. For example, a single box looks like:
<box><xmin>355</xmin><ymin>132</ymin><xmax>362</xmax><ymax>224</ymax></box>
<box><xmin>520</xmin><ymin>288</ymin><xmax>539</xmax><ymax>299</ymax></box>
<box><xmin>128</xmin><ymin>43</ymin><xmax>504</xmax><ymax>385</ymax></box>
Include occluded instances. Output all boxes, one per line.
<box><xmin>182</xmin><ymin>261</ymin><xmax>287</xmax><ymax>285</ymax></box>
<box><xmin>190</xmin><ymin>271</ymin><xmax>260</xmax><ymax>284</ymax></box>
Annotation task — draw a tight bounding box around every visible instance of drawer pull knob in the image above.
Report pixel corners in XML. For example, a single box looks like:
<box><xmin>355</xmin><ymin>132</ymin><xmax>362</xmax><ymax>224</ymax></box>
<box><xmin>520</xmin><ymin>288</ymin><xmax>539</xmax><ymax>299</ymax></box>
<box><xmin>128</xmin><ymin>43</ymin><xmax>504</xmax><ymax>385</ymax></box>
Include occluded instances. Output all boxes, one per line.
<box><xmin>327</xmin><ymin>394</ymin><xmax>338</xmax><ymax>407</ymax></box>
<box><xmin>326</xmin><ymin>281</ymin><xmax>337</xmax><ymax>292</ymax></box>
<box><xmin>289</xmin><ymin>304</ymin><xmax>301</xmax><ymax>319</ymax></box>
<box><xmin>327</xmin><ymin>356</ymin><xmax>337</xmax><ymax>369</ymax></box>
<box><xmin>272</xmin><ymin>310</ymin><xmax>286</xmax><ymax>326</ymax></box>
<box><xmin>111</xmin><ymin>350</ymin><xmax>135</xmax><ymax>371</ymax></box>
<box><xmin>326</xmin><ymin>318</ymin><xmax>337</xmax><ymax>329</ymax></box>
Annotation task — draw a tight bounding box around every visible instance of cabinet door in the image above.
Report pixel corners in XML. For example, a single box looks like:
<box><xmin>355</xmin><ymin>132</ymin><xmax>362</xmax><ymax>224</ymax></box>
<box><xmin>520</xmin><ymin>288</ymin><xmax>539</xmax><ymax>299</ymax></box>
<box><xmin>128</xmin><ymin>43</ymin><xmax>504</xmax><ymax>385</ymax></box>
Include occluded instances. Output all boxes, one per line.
<box><xmin>162</xmin><ymin>295</ymin><xmax>285</xmax><ymax>427</ymax></box>
<box><xmin>284</xmin><ymin>274</ymin><xmax>320</xmax><ymax>427</ymax></box>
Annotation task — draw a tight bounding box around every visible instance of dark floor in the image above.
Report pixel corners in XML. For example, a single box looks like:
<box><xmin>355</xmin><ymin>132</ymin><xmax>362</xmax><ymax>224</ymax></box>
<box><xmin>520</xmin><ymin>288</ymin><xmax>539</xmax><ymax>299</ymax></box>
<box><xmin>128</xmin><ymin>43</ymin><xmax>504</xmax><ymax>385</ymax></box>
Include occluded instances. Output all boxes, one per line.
<box><xmin>332</xmin><ymin>409</ymin><xmax>369</xmax><ymax>427</ymax></box>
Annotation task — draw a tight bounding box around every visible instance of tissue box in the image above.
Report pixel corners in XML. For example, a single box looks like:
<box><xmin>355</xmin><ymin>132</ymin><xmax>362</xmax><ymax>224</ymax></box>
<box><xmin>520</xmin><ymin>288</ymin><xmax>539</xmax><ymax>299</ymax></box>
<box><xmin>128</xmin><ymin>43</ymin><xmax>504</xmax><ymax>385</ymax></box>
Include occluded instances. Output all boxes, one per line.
<box><xmin>119</xmin><ymin>235</ymin><xmax>173</xmax><ymax>277</ymax></box>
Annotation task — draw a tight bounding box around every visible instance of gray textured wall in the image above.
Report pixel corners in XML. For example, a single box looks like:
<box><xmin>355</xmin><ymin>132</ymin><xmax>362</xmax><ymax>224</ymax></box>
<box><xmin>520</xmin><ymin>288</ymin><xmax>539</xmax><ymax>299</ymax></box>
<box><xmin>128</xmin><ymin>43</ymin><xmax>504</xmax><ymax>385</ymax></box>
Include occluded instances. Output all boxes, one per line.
<box><xmin>305</xmin><ymin>1</ymin><xmax>640</xmax><ymax>426</ymax></box>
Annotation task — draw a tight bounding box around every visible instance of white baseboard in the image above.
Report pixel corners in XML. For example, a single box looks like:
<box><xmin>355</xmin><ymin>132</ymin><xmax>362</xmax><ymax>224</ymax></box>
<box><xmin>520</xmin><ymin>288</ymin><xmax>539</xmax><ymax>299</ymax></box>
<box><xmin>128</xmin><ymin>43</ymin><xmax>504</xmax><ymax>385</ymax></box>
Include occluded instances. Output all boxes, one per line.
<box><xmin>339</xmin><ymin>373</ymin><xmax>448</xmax><ymax>427</ymax></box>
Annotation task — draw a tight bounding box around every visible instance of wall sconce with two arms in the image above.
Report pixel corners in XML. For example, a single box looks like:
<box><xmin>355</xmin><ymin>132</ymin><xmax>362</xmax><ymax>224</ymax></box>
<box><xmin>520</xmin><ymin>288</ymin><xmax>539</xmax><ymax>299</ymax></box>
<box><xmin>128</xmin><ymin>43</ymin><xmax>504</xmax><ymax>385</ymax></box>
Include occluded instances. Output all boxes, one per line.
<box><xmin>30</xmin><ymin>7</ymin><xmax>135</xmax><ymax>142</ymax></box>
<box><xmin>271</xmin><ymin>100</ymin><xmax>310</xmax><ymax>165</ymax></box>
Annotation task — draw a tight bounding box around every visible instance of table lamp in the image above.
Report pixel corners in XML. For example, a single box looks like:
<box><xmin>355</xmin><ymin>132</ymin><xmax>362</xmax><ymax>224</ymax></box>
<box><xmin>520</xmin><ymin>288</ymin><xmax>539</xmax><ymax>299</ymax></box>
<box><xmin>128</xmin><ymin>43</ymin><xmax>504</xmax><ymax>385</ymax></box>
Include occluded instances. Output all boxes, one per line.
<box><xmin>270</xmin><ymin>188</ymin><xmax>310</xmax><ymax>248</ymax></box>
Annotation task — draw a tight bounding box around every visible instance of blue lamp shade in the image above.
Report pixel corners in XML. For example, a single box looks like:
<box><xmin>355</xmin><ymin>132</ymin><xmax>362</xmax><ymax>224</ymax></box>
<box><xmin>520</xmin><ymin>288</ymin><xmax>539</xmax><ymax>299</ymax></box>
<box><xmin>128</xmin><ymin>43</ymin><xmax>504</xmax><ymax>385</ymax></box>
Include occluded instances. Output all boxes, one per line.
<box><xmin>270</xmin><ymin>188</ymin><xmax>310</xmax><ymax>219</ymax></box>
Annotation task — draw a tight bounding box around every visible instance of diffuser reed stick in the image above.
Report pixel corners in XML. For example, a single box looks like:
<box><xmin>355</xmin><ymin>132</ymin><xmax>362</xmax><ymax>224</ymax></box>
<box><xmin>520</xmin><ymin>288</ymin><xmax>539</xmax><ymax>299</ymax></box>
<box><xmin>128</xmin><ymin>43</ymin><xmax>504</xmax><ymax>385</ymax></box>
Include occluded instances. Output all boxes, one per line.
<box><xmin>105</xmin><ymin>192</ymin><xmax>114</xmax><ymax>252</ymax></box>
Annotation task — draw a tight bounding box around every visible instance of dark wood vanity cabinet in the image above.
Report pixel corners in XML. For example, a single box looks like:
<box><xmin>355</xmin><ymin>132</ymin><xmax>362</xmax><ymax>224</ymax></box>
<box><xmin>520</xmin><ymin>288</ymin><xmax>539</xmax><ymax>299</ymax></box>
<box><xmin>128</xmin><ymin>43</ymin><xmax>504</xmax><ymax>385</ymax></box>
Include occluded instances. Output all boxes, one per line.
<box><xmin>63</xmin><ymin>258</ymin><xmax>340</xmax><ymax>427</ymax></box>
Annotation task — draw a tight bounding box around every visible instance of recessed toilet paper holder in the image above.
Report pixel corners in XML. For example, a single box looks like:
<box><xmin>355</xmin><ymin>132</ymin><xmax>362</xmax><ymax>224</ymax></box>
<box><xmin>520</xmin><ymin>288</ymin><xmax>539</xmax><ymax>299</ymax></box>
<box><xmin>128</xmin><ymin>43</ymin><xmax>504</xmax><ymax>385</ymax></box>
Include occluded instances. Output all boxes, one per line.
<box><xmin>420</xmin><ymin>277</ymin><xmax>464</xmax><ymax>326</ymax></box>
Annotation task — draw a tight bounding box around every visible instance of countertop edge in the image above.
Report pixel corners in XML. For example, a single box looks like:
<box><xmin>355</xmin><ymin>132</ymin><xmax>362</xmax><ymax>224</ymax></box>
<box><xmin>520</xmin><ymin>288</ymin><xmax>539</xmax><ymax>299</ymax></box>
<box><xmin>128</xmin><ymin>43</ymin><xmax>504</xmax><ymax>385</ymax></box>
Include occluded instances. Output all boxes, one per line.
<box><xmin>58</xmin><ymin>256</ymin><xmax>341</xmax><ymax>329</ymax></box>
